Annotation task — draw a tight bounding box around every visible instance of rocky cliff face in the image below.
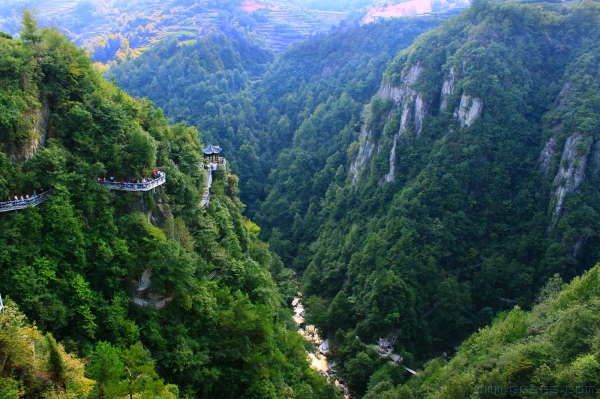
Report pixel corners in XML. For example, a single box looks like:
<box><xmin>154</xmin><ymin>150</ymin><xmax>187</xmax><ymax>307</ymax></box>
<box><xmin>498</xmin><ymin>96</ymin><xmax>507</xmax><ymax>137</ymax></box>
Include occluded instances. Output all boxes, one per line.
<box><xmin>540</xmin><ymin>78</ymin><xmax>600</xmax><ymax>243</ymax></box>
<box><xmin>349</xmin><ymin>123</ymin><xmax>375</xmax><ymax>185</ymax></box>
<box><xmin>542</xmin><ymin>129</ymin><xmax>599</xmax><ymax>258</ymax></box>
<box><xmin>124</xmin><ymin>189</ymin><xmax>171</xmax><ymax>227</ymax></box>
<box><xmin>382</xmin><ymin>63</ymin><xmax>426</xmax><ymax>182</ymax></box>
<box><xmin>347</xmin><ymin>2</ymin><xmax>600</xmax><ymax>264</ymax></box>
<box><xmin>538</xmin><ymin>126</ymin><xmax>561</xmax><ymax>177</ymax></box>
<box><xmin>453</xmin><ymin>93</ymin><xmax>483</xmax><ymax>128</ymax></box>
<box><xmin>548</xmin><ymin>132</ymin><xmax>591</xmax><ymax>229</ymax></box>
<box><xmin>439</xmin><ymin>67</ymin><xmax>456</xmax><ymax>112</ymax></box>
<box><xmin>350</xmin><ymin>60</ymin><xmax>485</xmax><ymax>185</ymax></box>
<box><xmin>379</xmin><ymin>63</ymin><xmax>426</xmax><ymax>136</ymax></box>
<box><xmin>9</xmin><ymin>98</ymin><xmax>50</xmax><ymax>162</ymax></box>
<box><xmin>350</xmin><ymin>62</ymin><xmax>428</xmax><ymax>184</ymax></box>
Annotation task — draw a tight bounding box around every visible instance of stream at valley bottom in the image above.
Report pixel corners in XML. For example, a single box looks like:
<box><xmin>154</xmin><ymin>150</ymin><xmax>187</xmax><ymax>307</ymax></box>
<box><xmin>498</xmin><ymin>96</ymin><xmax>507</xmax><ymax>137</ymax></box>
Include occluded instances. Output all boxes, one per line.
<box><xmin>292</xmin><ymin>294</ymin><xmax>351</xmax><ymax>399</ymax></box>
<box><xmin>292</xmin><ymin>293</ymin><xmax>418</xmax><ymax>399</ymax></box>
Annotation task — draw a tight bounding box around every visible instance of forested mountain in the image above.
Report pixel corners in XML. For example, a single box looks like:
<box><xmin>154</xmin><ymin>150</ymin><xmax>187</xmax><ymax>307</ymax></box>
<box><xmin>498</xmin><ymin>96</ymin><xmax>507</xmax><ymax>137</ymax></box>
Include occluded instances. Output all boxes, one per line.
<box><xmin>106</xmin><ymin>30</ymin><xmax>273</xmax><ymax>157</ymax></box>
<box><xmin>0</xmin><ymin>14</ymin><xmax>338</xmax><ymax>399</ymax></box>
<box><xmin>364</xmin><ymin>266</ymin><xmax>600</xmax><ymax>398</ymax></box>
<box><xmin>107</xmin><ymin>1</ymin><xmax>600</xmax><ymax>396</ymax></box>
<box><xmin>5</xmin><ymin>0</ymin><xmax>600</xmax><ymax>398</ymax></box>
<box><xmin>0</xmin><ymin>0</ymin><xmax>352</xmax><ymax>62</ymax></box>
<box><xmin>108</xmin><ymin>17</ymin><xmax>445</xmax><ymax>215</ymax></box>
<box><xmin>257</xmin><ymin>0</ymin><xmax>600</xmax><ymax>396</ymax></box>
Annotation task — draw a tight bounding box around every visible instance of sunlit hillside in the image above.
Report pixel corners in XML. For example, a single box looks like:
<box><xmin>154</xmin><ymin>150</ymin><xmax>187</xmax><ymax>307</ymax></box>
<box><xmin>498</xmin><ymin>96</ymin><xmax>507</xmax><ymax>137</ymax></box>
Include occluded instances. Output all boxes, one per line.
<box><xmin>0</xmin><ymin>0</ymin><xmax>353</xmax><ymax>61</ymax></box>
<box><xmin>0</xmin><ymin>0</ymin><xmax>472</xmax><ymax>63</ymax></box>
<box><xmin>362</xmin><ymin>0</ymin><xmax>471</xmax><ymax>22</ymax></box>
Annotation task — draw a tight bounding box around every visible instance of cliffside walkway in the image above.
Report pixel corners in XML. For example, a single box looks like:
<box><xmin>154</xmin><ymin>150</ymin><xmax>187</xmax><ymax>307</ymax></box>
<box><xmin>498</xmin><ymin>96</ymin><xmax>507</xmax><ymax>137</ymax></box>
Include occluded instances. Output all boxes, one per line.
<box><xmin>132</xmin><ymin>269</ymin><xmax>174</xmax><ymax>309</ymax></box>
<box><xmin>0</xmin><ymin>190</ymin><xmax>53</xmax><ymax>213</ymax></box>
<box><xmin>201</xmin><ymin>163</ymin><xmax>218</xmax><ymax>207</ymax></box>
<box><xmin>129</xmin><ymin>159</ymin><xmax>222</xmax><ymax>308</ymax></box>
<box><xmin>98</xmin><ymin>171</ymin><xmax>166</xmax><ymax>192</ymax></box>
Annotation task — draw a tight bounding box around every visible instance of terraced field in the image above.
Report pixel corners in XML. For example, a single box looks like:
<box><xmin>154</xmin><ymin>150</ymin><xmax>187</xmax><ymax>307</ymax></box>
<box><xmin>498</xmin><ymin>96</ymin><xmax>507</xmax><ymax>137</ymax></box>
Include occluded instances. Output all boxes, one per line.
<box><xmin>247</xmin><ymin>1</ymin><xmax>348</xmax><ymax>51</ymax></box>
<box><xmin>0</xmin><ymin>0</ymin><xmax>351</xmax><ymax>61</ymax></box>
<box><xmin>0</xmin><ymin>0</ymin><xmax>469</xmax><ymax>61</ymax></box>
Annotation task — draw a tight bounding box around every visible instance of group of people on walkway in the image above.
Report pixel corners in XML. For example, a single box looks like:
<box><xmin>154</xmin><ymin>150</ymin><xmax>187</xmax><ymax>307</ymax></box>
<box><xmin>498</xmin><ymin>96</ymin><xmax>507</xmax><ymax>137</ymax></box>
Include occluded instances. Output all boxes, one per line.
<box><xmin>97</xmin><ymin>170</ymin><xmax>163</xmax><ymax>185</ymax></box>
<box><xmin>5</xmin><ymin>189</ymin><xmax>46</xmax><ymax>205</ymax></box>
<box><xmin>203</xmin><ymin>158</ymin><xmax>225</xmax><ymax>169</ymax></box>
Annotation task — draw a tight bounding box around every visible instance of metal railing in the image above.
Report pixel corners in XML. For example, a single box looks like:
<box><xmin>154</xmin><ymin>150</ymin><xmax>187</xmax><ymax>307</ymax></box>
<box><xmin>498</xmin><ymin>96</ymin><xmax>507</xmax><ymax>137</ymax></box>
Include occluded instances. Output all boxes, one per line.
<box><xmin>0</xmin><ymin>190</ymin><xmax>53</xmax><ymax>213</ymax></box>
<box><xmin>98</xmin><ymin>172</ymin><xmax>166</xmax><ymax>192</ymax></box>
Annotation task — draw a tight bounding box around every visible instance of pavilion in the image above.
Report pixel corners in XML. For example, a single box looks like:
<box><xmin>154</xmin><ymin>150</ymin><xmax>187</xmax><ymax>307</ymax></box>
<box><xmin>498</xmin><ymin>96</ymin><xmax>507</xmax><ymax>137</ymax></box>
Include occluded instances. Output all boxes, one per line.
<box><xmin>203</xmin><ymin>144</ymin><xmax>222</xmax><ymax>162</ymax></box>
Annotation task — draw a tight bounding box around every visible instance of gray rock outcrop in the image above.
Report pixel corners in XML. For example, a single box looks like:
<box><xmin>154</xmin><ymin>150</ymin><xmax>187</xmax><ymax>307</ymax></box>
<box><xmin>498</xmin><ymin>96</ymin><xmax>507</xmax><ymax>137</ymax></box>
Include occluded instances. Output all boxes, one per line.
<box><xmin>379</xmin><ymin>63</ymin><xmax>427</xmax><ymax>183</ymax></box>
<box><xmin>440</xmin><ymin>67</ymin><xmax>456</xmax><ymax>111</ymax></box>
<box><xmin>549</xmin><ymin>132</ymin><xmax>591</xmax><ymax>229</ymax></box>
<box><xmin>454</xmin><ymin>93</ymin><xmax>483</xmax><ymax>128</ymax></box>
<box><xmin>350</xmin><ymin>124</ymin><xmax>375</xmax><ymax>185</ymax></box>
<box><xmin>538</xmin><ymin>126</ymin><xmax>561</xmax><ymax>177</ymax></box>
<box><xmin>10</xmin><ymin>97</ymin><xmax>49</xmax><ymax>162</ymax></box>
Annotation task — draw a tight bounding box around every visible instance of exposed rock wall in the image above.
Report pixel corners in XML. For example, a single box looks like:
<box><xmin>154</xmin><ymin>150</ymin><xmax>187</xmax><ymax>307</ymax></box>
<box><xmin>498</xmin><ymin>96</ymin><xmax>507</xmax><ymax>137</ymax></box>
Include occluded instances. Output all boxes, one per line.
<box><xmin>124</xmin><ymin>189</ymin><xmax>171</xmax><ymax>227</ymax></box>
<box><xmin>9</xmin><ymin>98</ymin><xmax>50</xmax><ymax>162</ymax></box>
<box><xmin>379</xmin><ymin>63</ymin><xmax>426</xmax><ymax>183</ymax></box>
<box><xmin>414</xmin><ymin>92</ymin><xmax>426</xmax><ymax>134</ymax></box>
<box><xmin>538</xmin><ymin>77</ymin><xmax>600</xmax><ymax>257</ymax></box>
<box><xmin>593</xmin><ymin>140</ymin><xmax>600</xmax><ymax>175</ymax></box>
<box><xmin>350</xmin><ymin>59</ymin><xmax>486</xmax><ymax>185</ymax></box>
<box><xmin>440</xmin><ymin>67</ymin><xmax>456</xmax><ymax>112</ymax></box>
<box><xmin>378</xmin><ymin>63</ymin><xmax>425</xmax><ymax>136</ymax></box>
<box><xmin>384</xmin><ymin>135</ymin><xmax>398</xmax><ymax>183</ymax></box>
<box><xmin>350</xmin><ymin>124</ymin><xmax>375</xmax><ymax>185</ymax></box>
<box><xmin>454</xmin><ymin>93</ymin><xmax>483</xmax><ymax>128</ymax></box>
<box><xmin>548</xmin><ymin>132</ymin><xmax>591</xmax><ymax>229</ymax></box>
<box><xmin>378</xmin><ymin>63</ymin><xmax>424</xmax><ymax>104</ymax></box>
<box><xmin>538</xmin><ymin>126</ymin><xmax>561</xmax><ymax>177</ymax></box>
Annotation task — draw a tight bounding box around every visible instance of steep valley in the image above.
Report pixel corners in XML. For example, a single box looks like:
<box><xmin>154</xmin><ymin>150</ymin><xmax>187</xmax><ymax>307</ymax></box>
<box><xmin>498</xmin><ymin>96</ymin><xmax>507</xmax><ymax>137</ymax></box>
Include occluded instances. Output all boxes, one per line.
<box><xmin>108</xmin><ymin>0</ymin><xmax>600</xmax><ymax>395</ymax></box>
<box><xmin>2</xmin><ymin>1</ymin><xmax>600</xmax><ymax>398</ymax></box>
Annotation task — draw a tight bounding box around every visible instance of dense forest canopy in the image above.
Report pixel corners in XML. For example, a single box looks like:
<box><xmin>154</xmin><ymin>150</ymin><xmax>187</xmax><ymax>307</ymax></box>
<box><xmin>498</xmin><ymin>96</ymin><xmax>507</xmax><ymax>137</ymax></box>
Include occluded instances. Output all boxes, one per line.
<box><xmin>4</xmin><ymin>0</ymin><xmax>600</xmax><ymax>398</ymax></box>
<box><xmin>106</xmin><ymin>30</ymin><xmax>274</xmax><ymax>157</ymax></box>
<box><xmin>108</xmin><ymin>17</ymin><xmax>445</xmax><ymax>215</ymax></box>
<box><xmin>106</xmin><ymin>0</ymin><xmax>600</xmax><ymax>396</ymax></box>
<box><xmin>365</xmin><ymin>265</ymin><xmax>600</xmax><ymax>398</ymax></box>
<box><xmin>0</xmin><ymin>12</ymin><xmax>339</xmax><ymax>399</ymax></box>
<box><xmin>269</xmin><ymin>1</ymin><xmax>600</xmax><ymax>396</ymax></box>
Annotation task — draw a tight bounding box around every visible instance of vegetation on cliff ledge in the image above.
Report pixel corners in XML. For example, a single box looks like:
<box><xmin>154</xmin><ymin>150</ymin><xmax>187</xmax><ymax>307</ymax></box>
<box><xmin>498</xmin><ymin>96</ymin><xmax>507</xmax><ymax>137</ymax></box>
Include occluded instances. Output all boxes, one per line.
<box><xmin>0</xmin><ymin>12</ymin><xmax>338</xmax><ymax>399</ymax></box>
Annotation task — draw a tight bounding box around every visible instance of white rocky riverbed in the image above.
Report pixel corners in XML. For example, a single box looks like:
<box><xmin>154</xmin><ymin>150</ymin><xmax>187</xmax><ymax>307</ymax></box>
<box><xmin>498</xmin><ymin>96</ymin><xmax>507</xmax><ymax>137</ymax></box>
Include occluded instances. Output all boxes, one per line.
<box><xmin>292</xmin><ymin>294</ymin><xmax>417</xmax><ymax>398</ymax></box>
<box><xmin>292</xmin><ymin>295</ymin><xmax>350</xmax><ymax>398</ymax></box>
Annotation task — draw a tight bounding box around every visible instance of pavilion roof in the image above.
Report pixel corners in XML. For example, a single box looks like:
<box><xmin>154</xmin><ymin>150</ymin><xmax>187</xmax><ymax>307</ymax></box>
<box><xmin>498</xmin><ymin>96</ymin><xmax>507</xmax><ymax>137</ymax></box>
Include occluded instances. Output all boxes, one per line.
<box><xmin>203</xmin><ymin>144</ymin><xmax>222</xmax><ymax>155</ymax></box>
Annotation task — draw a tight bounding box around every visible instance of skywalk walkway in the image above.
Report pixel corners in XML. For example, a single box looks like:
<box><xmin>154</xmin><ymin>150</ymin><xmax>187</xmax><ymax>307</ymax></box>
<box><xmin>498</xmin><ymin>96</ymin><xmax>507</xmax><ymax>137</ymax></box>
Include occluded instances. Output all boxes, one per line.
<box><xmin>98</xmin><ymin>171</ymin><xmax>166</xmax><ymax>192</ymax></box>
<box><xmin>0</xmin><ymin>190</ymin><xmax>53</xmax><ymax>213</ymax></box>
<box><xmin>132</xmin><ymin>268</ymin><xmax>173</xmax><ymax>309</ymax></box>
<box><xmin>132</xmin><ymin>296</ymin><xmax>173</xmax><ymax>309</ymax></box>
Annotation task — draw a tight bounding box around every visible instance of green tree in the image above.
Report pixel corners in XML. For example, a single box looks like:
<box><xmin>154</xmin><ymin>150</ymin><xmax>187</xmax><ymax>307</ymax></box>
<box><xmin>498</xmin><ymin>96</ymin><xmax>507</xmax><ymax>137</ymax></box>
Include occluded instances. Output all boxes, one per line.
<box><xmin>19</xmin><ymin>10</ymin><xmax>41</xmax><ymax>45</ymax></box>
<box><xmin>126</xmin><ymin>128</ymin><xmax>157</xmax><ymax>175</ymax></box>
<box><xmin>87</xmin><ymin>342</ymin><xmax>126</xmax><ymax>398</ymax></box>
